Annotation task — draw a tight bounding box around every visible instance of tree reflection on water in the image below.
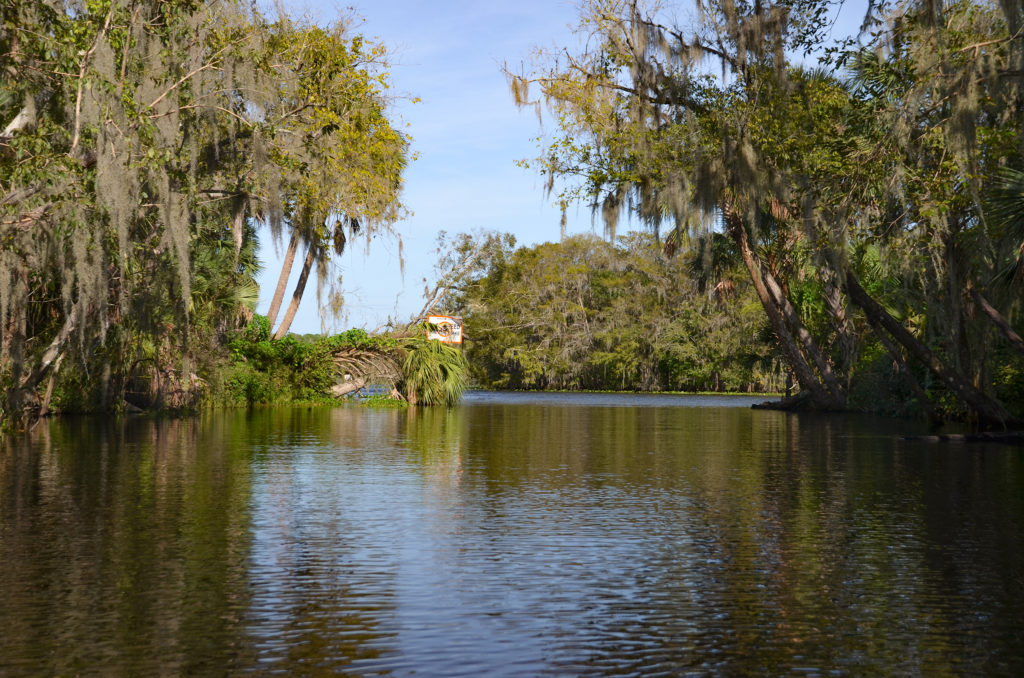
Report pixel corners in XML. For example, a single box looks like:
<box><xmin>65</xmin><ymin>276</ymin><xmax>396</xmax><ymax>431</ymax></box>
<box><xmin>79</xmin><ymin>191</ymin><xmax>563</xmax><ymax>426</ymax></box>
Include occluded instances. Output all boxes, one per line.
<box><xmin>1</xmin><ymin>399</ymin><xmax>1022</xmax><ymax>675</ymax></box>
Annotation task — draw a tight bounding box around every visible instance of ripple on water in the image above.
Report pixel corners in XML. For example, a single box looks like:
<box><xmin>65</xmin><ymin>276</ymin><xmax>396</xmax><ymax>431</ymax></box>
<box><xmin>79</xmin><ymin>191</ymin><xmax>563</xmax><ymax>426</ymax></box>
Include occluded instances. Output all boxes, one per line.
<box><xmin>1</xmin><ymin>404</ymin><xmax>1023</xmax><ymax>675</ymax></box>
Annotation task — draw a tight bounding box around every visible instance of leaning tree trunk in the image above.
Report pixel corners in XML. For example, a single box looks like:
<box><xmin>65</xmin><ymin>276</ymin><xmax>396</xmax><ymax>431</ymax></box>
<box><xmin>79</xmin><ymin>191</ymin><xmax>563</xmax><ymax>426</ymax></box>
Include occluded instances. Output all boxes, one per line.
<box><xmin>37</xmin><ymin>352</ymin><xmax>65</xmax><ymax>419</ymax></box>
<box><xmin>725</xmin><ymin>205</ymin><xmax>841</xmax><ymax>409</ymax></box>
<box><xmin>265</xmin><ymin>231</ymin><xmax>299</xmax><ymax>330</ymax></box>
<box><xmin>970</xmin><ymin>286</ymin><xmax>1024</xmax><ymax>356</ymax></box>
<box><xmin>8</xmin><ymin>301</ymin><xmax>79</xmax><ymax>421</ymax></box>
<box><xmin>762</xmin><ymin>267</ymin><xmax>846</xmax><ymax>406</ymax></box>
<box><xmin>272</xmin><ymin>243</ymin><xmax>316</xmax><ymax>340</ymax></box>
<box><xmin>844</xmin><ymin>270</ymin><xmax>1019</xmax><ymax>428</ymax></box>
<box><xmin>864</xmin><ymin>311</ymin><xmax>938</xmax><ymax>424</ymax></box>
<box><xmin>819</xmin><ymin>263</ymin><xmax>857</xmax><ymax>383</ymax></box>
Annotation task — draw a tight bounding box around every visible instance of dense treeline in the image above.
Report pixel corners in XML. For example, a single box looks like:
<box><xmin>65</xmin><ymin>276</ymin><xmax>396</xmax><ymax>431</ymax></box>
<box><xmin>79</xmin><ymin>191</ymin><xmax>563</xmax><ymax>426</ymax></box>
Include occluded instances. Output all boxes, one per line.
<box><xmin>506</xmin><ymin>0</ymin><xmax>1024</xmax><ymax>426</ymax></box>
<box><xmin>0</xmin><ymin>1</ymin><xmax>413</xmax><ymax>426</ymax></box>
<box><xmin>5</xmin><ymin>0</ymin><xmax>1024</xmax><ymax>429</ymax></box>
<box><xmin>442</xmin><ymin>231</ymin><xmax>782</xmax><ymax>393</ymax></box>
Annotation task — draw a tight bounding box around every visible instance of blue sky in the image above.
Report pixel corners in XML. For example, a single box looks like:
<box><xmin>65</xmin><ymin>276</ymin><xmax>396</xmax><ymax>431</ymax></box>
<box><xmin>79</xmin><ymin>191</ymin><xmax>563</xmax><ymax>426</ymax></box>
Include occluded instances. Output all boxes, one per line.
<box><xmin>257</xmin><ymin>0</ymin><xmax>591</xmax><ymax>334</ymax></box>
<box><xmin>259</xmin><ymin>0</ymin><xmax>868</xmax><ymax>335</ymax></box>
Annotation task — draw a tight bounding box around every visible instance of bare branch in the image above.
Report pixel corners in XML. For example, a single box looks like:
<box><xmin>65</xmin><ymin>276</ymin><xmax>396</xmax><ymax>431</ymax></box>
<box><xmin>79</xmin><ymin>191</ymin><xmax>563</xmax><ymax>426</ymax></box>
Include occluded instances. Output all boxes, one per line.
<box><xmin>2</xmin><ymin>97</ymin><xmax>35</xmax><ymax>137</ymax></box>
<box><xmin>0</xmin><ymin>186</ymin><xmax>40</xmax><ymax>207</ymax></box>
<box><xmin>1</xmin><ymin>202</ymin><xmax>53</xmax><ymax>231</ymax></box>
<box><xmin>147</xmin><ymin>61</ymin><xmax>221</xmax><ymax>111</ymax></box>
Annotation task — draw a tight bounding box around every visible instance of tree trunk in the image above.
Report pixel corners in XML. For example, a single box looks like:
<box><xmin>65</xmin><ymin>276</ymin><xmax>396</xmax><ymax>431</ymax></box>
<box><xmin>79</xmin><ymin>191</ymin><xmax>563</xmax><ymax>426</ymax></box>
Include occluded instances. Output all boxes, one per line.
<box><xmin>725</xmin><ymin>206</ymin><xmax>839</xmax><ymax>409</ymax></box>
<box><xmin>266</xmin><ymin>231</ymin><xmax>299</xmax><ymax>330</ymax></box>
<box><xmin>945</xmin><ymin>231</ymin><xmax>975</xmax><ymax>381</ymax></box>
<box><xmin>272</xmin><ymin>242</ymin><xmax>315</xmax><ymax>340</ymax></box>
<box><xmin>970</xmin><ymin>287</ymin><xmax>1024</xmax><ymax>356</ymax></box>
<box><xmin>332</xmin><ymin>377</ymin><xmax>366</xmax><ymax>397</ymax></box>
<box><xmin>762</xmin><ymin>266</ymin><xmax>846</xmax><ymax>406</ymax></box>
<box><xmin>844</xmin><ymin>270</ymin><xmax>1019</xmax><ymax>428</ymax></box>
<box><xmin>20</xmin><ymin>301</ymin><xmax>79</xmax><ymax>392</ymax></box>
<box><xmin>38</xmin><ymin>352</ymin><xmax>65</xmax><ymax>418</ymax></box>
<box><xmin>231</xmin><ymin>193</ymin><xmax>247</xmax><ymax>262</ymax></box>
<box><xmin>867</xmin><ymin>318</ymin><xmax>938</xmax><ymax>424</ymax></box>
<box><xmin>820</xmin><ymin>264</ymin><xmax>856</xmax><ymax>380</ymax></box>
<box><xmin>9</xmin><ymin>302</ymin><xmax>79</xmax><ymax>421</ymax></box>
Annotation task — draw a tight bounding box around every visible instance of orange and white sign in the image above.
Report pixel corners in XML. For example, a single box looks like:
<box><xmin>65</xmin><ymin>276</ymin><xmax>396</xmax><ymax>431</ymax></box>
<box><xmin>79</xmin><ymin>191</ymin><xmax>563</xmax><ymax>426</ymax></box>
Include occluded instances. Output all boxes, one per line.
<box><xmin>426</xmin><ymin>315</ymin><xmax>463</xmax><ymax>344</ymax></box>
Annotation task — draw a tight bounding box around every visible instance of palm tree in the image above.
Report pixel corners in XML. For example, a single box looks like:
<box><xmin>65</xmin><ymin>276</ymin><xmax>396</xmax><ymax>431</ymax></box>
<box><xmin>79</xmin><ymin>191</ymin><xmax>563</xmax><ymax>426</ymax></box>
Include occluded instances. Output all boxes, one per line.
<box><xmin>399</xmin><ymin>334</ymin><xmax>469</xmax><ymax>406</ymax></box>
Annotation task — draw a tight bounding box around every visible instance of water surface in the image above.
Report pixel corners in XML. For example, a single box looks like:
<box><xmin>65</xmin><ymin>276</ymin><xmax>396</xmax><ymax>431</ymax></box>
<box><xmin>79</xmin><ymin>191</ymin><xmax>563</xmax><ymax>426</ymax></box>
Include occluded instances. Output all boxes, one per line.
<box><xmin>2</xmin><ymin>393</ymin><xmax>1022</xmax><ymax>675</ymax></box>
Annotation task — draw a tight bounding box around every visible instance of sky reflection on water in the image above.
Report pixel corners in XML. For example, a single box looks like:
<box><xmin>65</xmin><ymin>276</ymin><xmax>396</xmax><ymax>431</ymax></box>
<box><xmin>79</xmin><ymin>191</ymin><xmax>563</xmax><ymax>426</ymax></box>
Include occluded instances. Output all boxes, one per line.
<box><xmin>1</xmin><ymin>398</ymin><xmax>1022</xmax><ymax>675</ymax></box>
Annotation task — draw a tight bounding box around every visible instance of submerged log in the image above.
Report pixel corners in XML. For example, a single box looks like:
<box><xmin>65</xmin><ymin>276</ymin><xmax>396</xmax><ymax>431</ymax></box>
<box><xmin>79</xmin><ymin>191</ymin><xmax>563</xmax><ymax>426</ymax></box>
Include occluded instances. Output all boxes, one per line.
<box><xmin>903</xmin><ymin>431</ymin><xmax>1024</xmax><ymax>446</ymax></box>
<box><xmin>751</xmin><ymin>390</ymin><xmax>813</xmax><ymax>411</ymax></box>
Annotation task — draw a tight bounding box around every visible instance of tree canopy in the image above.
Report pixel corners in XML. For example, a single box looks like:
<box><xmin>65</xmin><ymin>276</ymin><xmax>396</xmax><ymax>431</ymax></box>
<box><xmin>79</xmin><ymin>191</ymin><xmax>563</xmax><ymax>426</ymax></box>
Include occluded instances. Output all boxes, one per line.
<box><xmin>507</xmin><ymin>0</ymin><xmax>1024</xmax><ymax>425</ymax></box>
<box><xmin>0</xmin><ymin>0</ymin><xmax>409</xmax><ymax>424</ymax></box>
<box><xmin>442</xmin><ymin>231</ymin><xmax>780</xmax><ymax>393</ymax></box>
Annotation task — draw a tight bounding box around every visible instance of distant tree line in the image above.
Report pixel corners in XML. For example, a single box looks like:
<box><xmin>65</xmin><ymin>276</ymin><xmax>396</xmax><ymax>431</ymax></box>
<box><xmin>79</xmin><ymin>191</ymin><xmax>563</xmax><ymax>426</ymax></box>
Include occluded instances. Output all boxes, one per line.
<box><xmin>436</xmin><ymin>231</ymin><xmax>783</xmax><ymax>393</ymax></box>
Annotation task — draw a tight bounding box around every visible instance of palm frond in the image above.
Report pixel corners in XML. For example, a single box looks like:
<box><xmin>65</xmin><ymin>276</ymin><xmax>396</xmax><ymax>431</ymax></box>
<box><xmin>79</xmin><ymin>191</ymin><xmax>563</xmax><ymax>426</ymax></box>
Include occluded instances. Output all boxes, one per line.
<box><xmin>986</xmin><ymin>167</ymin><xmax>1024</xmax><ymax>286</ymax></box>
<box><xmin>234</xmin><ymin>280</ymin><xmax>260</xmax><ymax>311</ymax></box>
<box><xmin>401</xmin><ymin>335</ymin><xmax>469</xmax><ymax>406</ymax></box>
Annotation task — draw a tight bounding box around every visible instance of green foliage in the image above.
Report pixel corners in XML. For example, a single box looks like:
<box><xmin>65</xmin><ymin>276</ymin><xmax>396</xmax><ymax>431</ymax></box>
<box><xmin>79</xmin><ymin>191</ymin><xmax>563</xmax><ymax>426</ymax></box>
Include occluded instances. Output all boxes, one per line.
<box><xmin>213</xmin><ymin>316</ymin><xmax>463</xmax><ymax>408</ymax></box>
<box><xmin>241</xmin><ymin>315</ymin><xmax>272</xmax><ymax>344</ymax></box>
<box><xmin>847</xmin><ymin>344</ymin><xmax>925</xmax><ymax>419</ymax></box>
<box><xmin>658</xmin><ymin>296</ymin><xmax>777</xmax><ymax>393</ymax></box>
<box><xmin>509</xmin><ymin>0</ymin><xmax>1024</xmax><ymax>423</ymax></box>
<box><xmin>400</xmin><ymin>334</ymin><xmax>469</xmax><ymax>406</ymax></box>
<box><xmin>993</xmin><ymin>354</ymin><xmax>1024</xmax><ymax>420</ymax></box>
<box><xmin>0</xmin><ymin>1</ymin><xmax>409</xmax><ymax>424</ymax></box>
<box><xmin>446</xmin><ymin>232</ymin><xmax>779</xmax><ymax>393</ymax></box>
<box><xmin>361</xmin><ymin>394</ymin><xmax>409</xmax><ymax>409</ymax></box>
<box><xmin>223</xmin><ymin>364</ymin><xmax>277</xmax><ymax>406</ymax></box>
<box><xmin>222</xmin><ymin>317</ymin><xmax>373</xmax><ymax>404</ymax></box>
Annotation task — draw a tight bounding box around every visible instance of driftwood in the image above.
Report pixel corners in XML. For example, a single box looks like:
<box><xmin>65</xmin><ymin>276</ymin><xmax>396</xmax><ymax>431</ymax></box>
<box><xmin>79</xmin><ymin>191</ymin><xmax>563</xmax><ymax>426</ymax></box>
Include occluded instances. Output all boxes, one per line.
<box><xmin>331</xmin><ymin>377</ymin><xmax>366</xmax><ymax>398</ymax></box>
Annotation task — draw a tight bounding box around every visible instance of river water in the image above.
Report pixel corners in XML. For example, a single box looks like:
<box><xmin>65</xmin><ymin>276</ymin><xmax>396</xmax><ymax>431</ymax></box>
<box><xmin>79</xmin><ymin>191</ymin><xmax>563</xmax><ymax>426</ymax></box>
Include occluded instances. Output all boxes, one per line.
<box><xmin>1</xmin><ymin>392</ymin><xmax>1022</xmax><ymax>675</ymax></box>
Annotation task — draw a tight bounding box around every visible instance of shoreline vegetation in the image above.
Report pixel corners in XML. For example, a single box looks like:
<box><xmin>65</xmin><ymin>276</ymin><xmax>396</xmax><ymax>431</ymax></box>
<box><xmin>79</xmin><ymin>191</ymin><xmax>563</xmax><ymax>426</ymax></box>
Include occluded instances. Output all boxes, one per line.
<box><xmin>3</xmin><ymin>0</ymin><xmax>1024</xmax><ymax>435</ymax></box>
<box><xmin>498</xmin><ymin>0</ymin><xmax>1024</xmax><ymax>430</ymax></box>
<box><xmin>195</xmin><ymin>316</ymin><xmax>470</xmax><ymax>410</ymax></box>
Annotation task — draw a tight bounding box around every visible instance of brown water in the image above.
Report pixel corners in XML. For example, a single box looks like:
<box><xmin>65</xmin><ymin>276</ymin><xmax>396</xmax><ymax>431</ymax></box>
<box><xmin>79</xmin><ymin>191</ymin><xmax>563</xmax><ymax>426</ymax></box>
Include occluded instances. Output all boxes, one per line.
<box><xmin>1</xmin><ymin>392</ymin><xmax>1023</xmax><ymax>676</ymax></box>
